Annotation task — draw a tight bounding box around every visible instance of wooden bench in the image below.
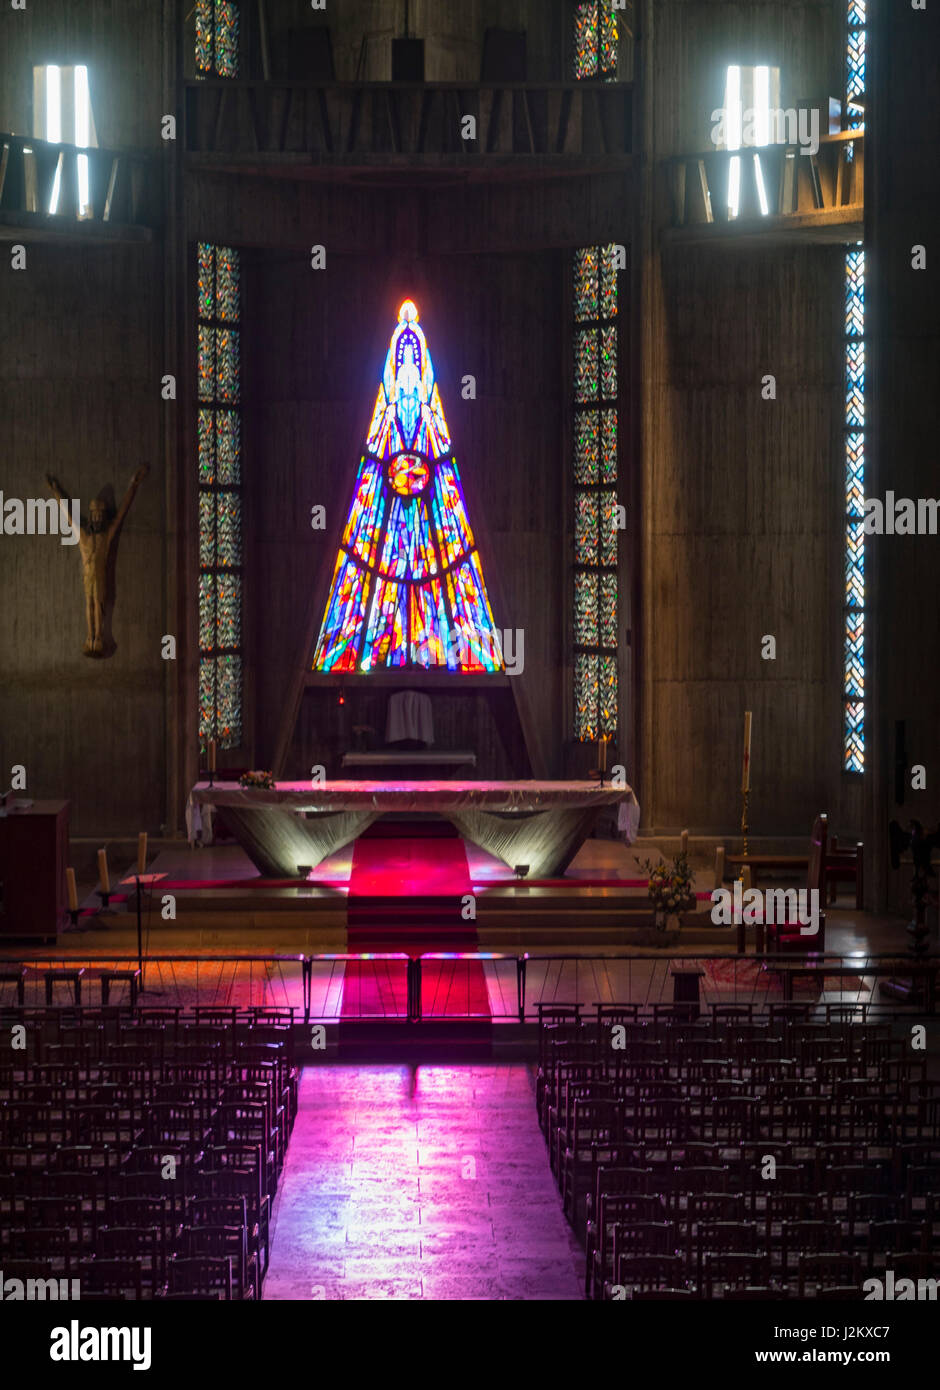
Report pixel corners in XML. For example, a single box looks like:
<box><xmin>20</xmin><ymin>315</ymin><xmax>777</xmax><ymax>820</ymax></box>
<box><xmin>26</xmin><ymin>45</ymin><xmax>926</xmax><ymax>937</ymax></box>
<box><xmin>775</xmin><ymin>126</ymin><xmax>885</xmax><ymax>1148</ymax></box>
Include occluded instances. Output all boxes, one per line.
<box><xmin>27</xmin><ymin>966</ymin><xmax>85</xmax><ymax>1005</ymax></box>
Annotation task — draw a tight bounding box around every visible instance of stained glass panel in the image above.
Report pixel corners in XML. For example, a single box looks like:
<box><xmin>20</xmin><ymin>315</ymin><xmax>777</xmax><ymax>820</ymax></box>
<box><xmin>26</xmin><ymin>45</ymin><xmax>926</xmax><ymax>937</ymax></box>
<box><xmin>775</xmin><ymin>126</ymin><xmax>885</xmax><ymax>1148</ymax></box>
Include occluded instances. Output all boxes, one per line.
<box><xmin>314</xmin><ymin>299</ymin><xmax>503</xmax><ymax>673</ymax></box>
<box><xmin>845</xmin><ymin>340</ymin><xmax>865</xmax><ymax>426</ymax></box>
<box><xmin>575</xmin><ymin>652</ymin><xmax>598</xmax><ymax>741</ymax></box>
<box><xmin>845</xmin><ymin>434</ymin><xmax>865</xmax><ymax>518</ymax></box>
<box><xmin>216</xmin><ymin>247</ymin><xmax>240</xmax><ymax>322</ymax></box>
<box><xmin>599</xmin><ymin>655</ymin><xmax>617</xmax><ymax>733</ymax></box>
<box><xmin>216</xmin><ymin>410</ymin><xmax>240</xmax><ymax>484</ymax></box>
<box><xmin>845</xmin><ymin>249</ymin><xmax>864</xmax><ymax>336</ymax></box>
<box><xmin>600</xmin><ymin>247</ymin><xmax>618</xmax><ymax>318</ymax></box>
<box><xmin>199</xmin><ymin>573</ymin><xmax>215</xmax><ymax>650</ymax></box>
<box><xmin>198</xmin><ymin>238</ymin><xmax>242</xmax><ymax>748</ymax></box>
<box><xmin>199</xmin><ymin>491</ymin><xmax>215</xmax><ymax>567</ymax></box>
<box><xmin>198</xmin><ymin>325</ymin><xmax>215</xmax><ymax>402</ymax></box>
<box><xmin>198</xmin><ymin>409</ymin><xmax>215</xmax><ymax>484</ymax></box>
<box><xmin>216</xmin><ymin>574</ymin><xmax>241</xmax><ymax>647</ymax></box>
<box><xmin>600</xmin><ymin>573</ymin><xmax>617</xmax><ymax>647</ymax></box>
<box><xmin>216</xmin><ymin>654</ymin><xmax>242</xmax><ymax>746</ymax></box>
<box><xmin>216</xmin><ymin>327</ymin><xmax>240</xmax><ymax>403</ymax></box>
<box><xmin>198</xmin><ymin>657</ymin><xmax>215</xmax><ymax>742</ymax></box>
<box><xmin>215</xmin><ymin>1</ymin><xmax>240</xmax><ymax>78</ymax></box>
<box><xmin>216</xmin><ymin>491</ymin><xmax>241</xmax><ymax>567</ymax></box>
<box><xmin>575</xmin><ymin>490</ymin><xmax>598</xmax><ymax>565</ymax></box>
<box><xmin>195</xmin><ymin>0</ymin><xmax>213</xmax><ymax>74</ymax></box>
<box><xmin>574</xmin><ymin>248</ymin><xmax>599</xmax><ymax>321</ymax></box>
<box><xmin>600</xmin><ymin>325</ymin><xmax>617</xmax><ymax>399</ymax></box>
<box><xmin>198</xmin><ymin>242</ymin><xmax>214</xmax><ymax>318</ymax></box>
<box><xmin>845</xmin><ymin>519</ymin><xmax>864</xmax><ymax>608</ymax></box>
<box><xmin>574</xmin><ymin>413</ymin><xmax>599</xmax><ymax>485</ymax></box>
<box><xmin>601</xmin><ymin>409</ymin><xmax>617</xmax><ymax>481</ymax></box>
<box><xmin>574</xmin><ymin>3</ymin><xmax>599</xmax><ymax>81</ymax></box>
<box><xmin>844</xmin><ymin>700</ymin><xmax>864</xmax><ymax>772</ymax></box>
<box><xmin>574</xmin><ymin>572</ymin><xmax>598</xmax><ymax>646</ymax></box>
<box><xmin>600</xmin><ymin>490</ymin><xmax>618</xmax><ymax>566</ymax></box>
<box><xmin>575</xmin><ymin>329</ymin><xmax>598</xmax><ymax>403</ymax></box>
<box><xmin>842</xmin><ymin>0</ymin><xmax>865</xmax><ymax>772</ymax></box>
<box><xmin>599</xmin><ymin>3</ymin><xmax>618</xmax><ymax>76</ymax></box>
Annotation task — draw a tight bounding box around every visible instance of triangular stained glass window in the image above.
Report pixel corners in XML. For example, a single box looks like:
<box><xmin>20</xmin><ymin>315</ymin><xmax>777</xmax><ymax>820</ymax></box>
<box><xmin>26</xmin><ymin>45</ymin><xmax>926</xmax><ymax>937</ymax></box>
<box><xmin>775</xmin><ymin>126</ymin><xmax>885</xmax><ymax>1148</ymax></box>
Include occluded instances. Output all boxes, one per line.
<box><xmin>313</xmin><ymin>300</ymin><xmax>503</xmax><ymax>673</ymax></box>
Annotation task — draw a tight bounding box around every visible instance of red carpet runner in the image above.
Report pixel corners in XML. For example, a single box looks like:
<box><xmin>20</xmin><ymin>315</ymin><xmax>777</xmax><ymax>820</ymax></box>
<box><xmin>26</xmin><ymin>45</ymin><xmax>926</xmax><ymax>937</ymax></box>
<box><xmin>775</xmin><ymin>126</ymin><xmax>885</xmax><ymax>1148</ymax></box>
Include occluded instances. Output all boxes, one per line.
<box><xmin>342</xmin><ymin>825</ymin><xmax>490</xmax><ymax>1019</ymax></box>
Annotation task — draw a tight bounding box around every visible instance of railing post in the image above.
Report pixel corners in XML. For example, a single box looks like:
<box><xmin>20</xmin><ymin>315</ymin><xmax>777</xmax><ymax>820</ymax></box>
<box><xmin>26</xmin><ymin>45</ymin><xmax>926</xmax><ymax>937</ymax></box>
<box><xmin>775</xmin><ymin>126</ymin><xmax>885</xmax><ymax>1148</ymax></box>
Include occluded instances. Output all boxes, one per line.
<box><xmin>408</xmin><ymin>957</ymin><xmax>421</xmax><ymax>1022</ymax></box>
<box><xmin>516</xmin><ymin>955</ymin><xmax>526</xmax><ymax>1022</ymax></box>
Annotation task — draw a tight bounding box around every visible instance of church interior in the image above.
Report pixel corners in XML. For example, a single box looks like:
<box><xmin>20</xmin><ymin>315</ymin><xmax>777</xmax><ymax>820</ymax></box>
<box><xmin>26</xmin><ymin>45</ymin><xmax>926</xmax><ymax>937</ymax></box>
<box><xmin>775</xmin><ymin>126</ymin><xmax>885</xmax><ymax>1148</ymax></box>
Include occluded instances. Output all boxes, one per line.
<box><xmin>1</xmin><ymin>0</ymin><xmax>939</xmax><ymax>1336</ymax></box>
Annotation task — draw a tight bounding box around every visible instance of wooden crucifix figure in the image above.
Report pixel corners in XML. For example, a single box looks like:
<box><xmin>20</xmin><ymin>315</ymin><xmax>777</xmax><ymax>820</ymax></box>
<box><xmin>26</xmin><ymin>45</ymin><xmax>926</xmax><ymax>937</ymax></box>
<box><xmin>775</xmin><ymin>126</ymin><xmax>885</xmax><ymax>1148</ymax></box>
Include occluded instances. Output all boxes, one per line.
<box><xmin>46</xmin><ymin>465</ymin><xmax>149</xmax><ymax>658</ymax></box>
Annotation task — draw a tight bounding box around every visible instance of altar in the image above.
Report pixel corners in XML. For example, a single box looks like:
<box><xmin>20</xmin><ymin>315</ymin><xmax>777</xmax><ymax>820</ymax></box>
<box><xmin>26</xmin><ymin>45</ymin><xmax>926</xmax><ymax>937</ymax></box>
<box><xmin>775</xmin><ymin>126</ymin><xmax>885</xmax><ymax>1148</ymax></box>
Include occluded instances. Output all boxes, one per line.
<box><xmin>187</xmin><ymin>780</ymin><xmax>640</xmax><ymax>880</ymax></box>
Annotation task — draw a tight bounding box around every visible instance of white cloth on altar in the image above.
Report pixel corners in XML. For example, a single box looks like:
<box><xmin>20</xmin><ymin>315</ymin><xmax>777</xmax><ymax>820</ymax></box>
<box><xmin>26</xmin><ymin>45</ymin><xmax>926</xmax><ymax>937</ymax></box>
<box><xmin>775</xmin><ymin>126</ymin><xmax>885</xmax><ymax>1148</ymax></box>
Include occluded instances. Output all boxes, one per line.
<box><xmin>617</xmin><ymin>797</ymin><xmax>641</xmax><ymax>844</ymax></box>
<box><xmin>385</xmin><ymin>690</ymin><xmax>434</xmax><ymax>746</ymax></box>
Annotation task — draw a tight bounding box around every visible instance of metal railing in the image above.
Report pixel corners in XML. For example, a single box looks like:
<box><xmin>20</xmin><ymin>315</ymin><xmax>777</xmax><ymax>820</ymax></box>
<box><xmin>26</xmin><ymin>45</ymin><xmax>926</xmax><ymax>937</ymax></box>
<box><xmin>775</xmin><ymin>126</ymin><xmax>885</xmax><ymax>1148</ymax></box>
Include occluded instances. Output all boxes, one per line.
<box><xmin>1</xmin><ymin>951</ymin><xmax>935</xmax><ymax>1023</ymax></box>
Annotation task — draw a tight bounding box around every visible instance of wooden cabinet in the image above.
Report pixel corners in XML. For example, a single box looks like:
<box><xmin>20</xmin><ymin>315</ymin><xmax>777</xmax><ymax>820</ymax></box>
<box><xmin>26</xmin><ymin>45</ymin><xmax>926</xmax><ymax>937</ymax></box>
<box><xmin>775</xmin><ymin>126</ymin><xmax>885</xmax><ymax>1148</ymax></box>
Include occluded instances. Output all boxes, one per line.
<box><xmin>0</xmin><ymin>800</ymin><xmax>69</xmax><ymax>940</ymax></box>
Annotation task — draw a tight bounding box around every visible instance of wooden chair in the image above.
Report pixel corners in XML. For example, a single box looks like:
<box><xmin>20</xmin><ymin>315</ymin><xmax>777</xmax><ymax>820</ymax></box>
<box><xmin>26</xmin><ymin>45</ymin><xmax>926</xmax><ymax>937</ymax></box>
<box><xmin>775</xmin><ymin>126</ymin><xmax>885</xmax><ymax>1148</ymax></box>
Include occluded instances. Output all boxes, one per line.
<box><xmin>826</xmin><ymin>836</ymin><xmax>864</xmax><ymax>909</ymax></box>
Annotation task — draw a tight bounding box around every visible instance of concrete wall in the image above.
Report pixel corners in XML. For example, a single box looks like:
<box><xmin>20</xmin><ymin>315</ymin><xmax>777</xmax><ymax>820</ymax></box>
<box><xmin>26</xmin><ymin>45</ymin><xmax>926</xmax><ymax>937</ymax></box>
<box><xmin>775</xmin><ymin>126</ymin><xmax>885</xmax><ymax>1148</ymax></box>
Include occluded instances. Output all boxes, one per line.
<box><xmin>0</xmin><ymin>243</ymin><xmax>167</xmax><ymax>836</ymax></box>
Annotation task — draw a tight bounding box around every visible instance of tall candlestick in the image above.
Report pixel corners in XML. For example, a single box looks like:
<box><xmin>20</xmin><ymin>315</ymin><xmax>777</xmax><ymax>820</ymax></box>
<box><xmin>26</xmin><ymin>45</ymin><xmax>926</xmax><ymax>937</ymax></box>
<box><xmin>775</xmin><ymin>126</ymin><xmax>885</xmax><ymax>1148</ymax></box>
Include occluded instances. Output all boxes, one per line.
<box><xmin>600</xmin><ymin>734</ymin><xmax>608</xmax><ymax>773</ymax></box>
<box><xmin>66</xmin><ymin>866</ymin><xmax>79</xmax><ymax>912</ymax></box>
<box><xmin>208</xmin><ymin>738</ymin><xmax>217</xmax><ymax>774</ymax></box>
<box><xmin>97</xmin><ymin>848</ymin><xmax>110</xmax><ymax>894</ymax></box>
<box><xmin>680</xmin><ymin>829</ymin><xmax>689</xmax><ymax>859</ymax></box>
<box><xmin>741</xmin><ymin>711</ymin><xmax>752</xmax><ymax>794</ymax></box>
<box><xmin>137</xmin><ymin>832</ymin><xmax>148</xmax><ymax>875</ymax></box>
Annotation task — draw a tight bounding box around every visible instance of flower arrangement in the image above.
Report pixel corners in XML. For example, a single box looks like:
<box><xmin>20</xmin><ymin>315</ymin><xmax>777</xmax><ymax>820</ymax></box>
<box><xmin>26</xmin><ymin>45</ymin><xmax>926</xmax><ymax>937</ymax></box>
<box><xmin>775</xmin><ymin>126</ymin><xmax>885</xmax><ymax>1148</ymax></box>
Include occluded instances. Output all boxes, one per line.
<box><xmin>239</xmin><ymin>770</ymin><xmax>276</xmax><ymax>790</ymax></box>
<box><xmin>637</xmin><ymin>851</ymin><xmax>696</xmax><ymax>922</ymax></box>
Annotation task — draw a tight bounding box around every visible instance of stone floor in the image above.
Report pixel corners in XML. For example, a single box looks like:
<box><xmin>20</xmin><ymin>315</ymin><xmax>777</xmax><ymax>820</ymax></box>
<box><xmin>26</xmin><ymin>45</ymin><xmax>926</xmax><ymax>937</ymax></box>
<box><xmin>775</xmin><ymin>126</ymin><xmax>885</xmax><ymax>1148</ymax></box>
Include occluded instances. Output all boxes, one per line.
<box><xmin>264</xmin><ymin>1062</ymin><xmax>584</xmax><ymax>1300</ymax></box>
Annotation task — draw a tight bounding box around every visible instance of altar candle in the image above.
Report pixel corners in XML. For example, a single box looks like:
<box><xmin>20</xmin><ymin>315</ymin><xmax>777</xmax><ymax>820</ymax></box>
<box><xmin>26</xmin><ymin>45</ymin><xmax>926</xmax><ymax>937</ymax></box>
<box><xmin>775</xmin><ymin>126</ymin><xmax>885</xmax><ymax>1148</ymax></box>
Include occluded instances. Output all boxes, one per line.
<box><xmin>741</xmin><ymin>711</ymin><xmax>752</xmax><ymax>793</ymax></box>
<box><xmin>97</xmin><ymin>847</ymin><xmax>110</xmax><ymax>894</ymax></box>
<box><xmin>66</xmin><ymin>867</ymin><xmax>78</xmax><ymax>912</ymax></box>
<box><xmin>680</xmin><ymin>829</ymin><xmax>689</xmax><ymax>859</ymax></box>
<box><xmin>208</xmin><ymin>738</ymin><xmax>217</xmax><ymax>774</ymax></box>
<box><xmin>137</xmin><ymin>832</ymin><xmax>148</xmax><ymax>875</ymax></box>
<box><xmin>600</xmin><ymin>734</ymin><xmax>608</xmax><ymax>772</ymax></box>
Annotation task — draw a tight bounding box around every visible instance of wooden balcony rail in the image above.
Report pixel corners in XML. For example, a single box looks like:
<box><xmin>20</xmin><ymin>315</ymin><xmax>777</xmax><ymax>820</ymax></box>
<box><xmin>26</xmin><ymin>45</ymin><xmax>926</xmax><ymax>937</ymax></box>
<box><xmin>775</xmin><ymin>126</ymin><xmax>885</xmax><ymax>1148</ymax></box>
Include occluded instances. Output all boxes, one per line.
<box><xmin>0</xmin><ymin>133</ymin><xmax>160</xmax><ymax>232</ymax></box>
<box><xmin>184</xmin><ymin>80</ymin><xmax>633</xmax><ymax>162</ymax></box>
<box><xmin>663</xmin><ymin>129</ymin><xmax>863</xmax><ymax>235</ymax></box>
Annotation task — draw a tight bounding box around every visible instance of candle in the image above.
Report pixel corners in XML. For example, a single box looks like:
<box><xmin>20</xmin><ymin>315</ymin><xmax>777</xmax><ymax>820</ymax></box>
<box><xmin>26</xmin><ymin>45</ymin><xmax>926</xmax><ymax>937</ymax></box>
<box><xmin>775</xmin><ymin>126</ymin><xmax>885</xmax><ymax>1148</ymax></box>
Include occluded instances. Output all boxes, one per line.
<box><xmin>680</xmin><ymin>829</ymin><xmax>689</xmax><ymax>859</ymax></box>
<box><xmin>600</xmin><ymin>734</ymin><xmax>608</xmax><ymax>772</ymax></box>
<box><xmin>66</xmin><ymin>867</ymin><xmax>78</xmax><ymax>912</ymax></box>
<box><xmin>137</xmin><ymin>832</ymin><xmax>148</xmax><ymax>875</ymax></box>
<box><xmin>208</xmin><ymin>738</ymin><xmax>217</xmax><ymax>774</ymax></box>
<box><xmin>97</xmin><ymin>847</ymin><xmax>110</xmax><ymax>894</ymax></box>
<box><xmin>741</xmin><ymin>711</ymin><xmax>752</xmax><ymax>793</ymax></box>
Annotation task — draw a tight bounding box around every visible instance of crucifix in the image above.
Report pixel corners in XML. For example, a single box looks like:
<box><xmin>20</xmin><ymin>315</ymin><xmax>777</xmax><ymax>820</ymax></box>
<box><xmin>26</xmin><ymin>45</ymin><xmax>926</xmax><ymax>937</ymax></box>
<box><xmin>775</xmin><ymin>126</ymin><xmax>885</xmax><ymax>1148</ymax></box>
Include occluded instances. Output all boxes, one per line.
<box><xmin>46</xmin><ymin>465</ymin><xmax>149</xmax><ymax>658</ymax></box>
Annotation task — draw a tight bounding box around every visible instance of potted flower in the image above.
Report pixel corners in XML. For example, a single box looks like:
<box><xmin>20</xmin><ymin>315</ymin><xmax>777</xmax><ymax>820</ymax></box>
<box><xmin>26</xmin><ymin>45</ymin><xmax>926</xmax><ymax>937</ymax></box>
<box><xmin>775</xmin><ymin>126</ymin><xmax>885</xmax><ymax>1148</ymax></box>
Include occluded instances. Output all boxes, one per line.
<box><xmin>239</xmin><ymin>770</ymin><xmax>276</xmax><ymax>790</ymax></box>
<box><xmin>637</xmin><ymin>850</ymin><xmax>696</xmax><ymax>937</ymax></box>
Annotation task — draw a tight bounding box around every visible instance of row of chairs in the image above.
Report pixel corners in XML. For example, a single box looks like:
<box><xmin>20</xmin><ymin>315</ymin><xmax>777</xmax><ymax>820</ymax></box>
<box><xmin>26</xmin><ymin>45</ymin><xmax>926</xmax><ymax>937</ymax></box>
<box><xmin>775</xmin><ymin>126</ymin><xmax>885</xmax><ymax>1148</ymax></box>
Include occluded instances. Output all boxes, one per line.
<box><xmin>0</xmin><ymin>1009</ymin><xmax>300</xmax><ymax>1299</ymax></box>
<box><xmin>536</xmin><ymin>1010</ymin><xmax>940</xmax><ymax>1301</ymax></box>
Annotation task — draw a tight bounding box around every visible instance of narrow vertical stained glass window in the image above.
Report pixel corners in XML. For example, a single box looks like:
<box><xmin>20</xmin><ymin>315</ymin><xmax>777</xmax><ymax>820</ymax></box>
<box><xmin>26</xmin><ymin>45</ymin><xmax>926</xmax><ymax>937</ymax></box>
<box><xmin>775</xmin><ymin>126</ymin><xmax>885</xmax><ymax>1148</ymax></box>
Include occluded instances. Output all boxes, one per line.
<box><xmin>195</xmin><ymin>0</ymin><xmax>240</xmax><ymax>77</ymax></box>
<box><xmin>197</xmin><ymin>241</ymin><xmax>242</xmax><ymax>751</ymax></box>
<box><xmin>573</xmin><ymin>3</ymin><xmax>619</xmax><ymax>81</ymax></box>
<box><xmin>572</xmin><ymin>245</ymin><xmax>619</xmax><ymax>741</ymax></box>
<box><xmin>843</xmin><ymin>1</ymin><xmax>866</xmax><ymax>772</ymax></box>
